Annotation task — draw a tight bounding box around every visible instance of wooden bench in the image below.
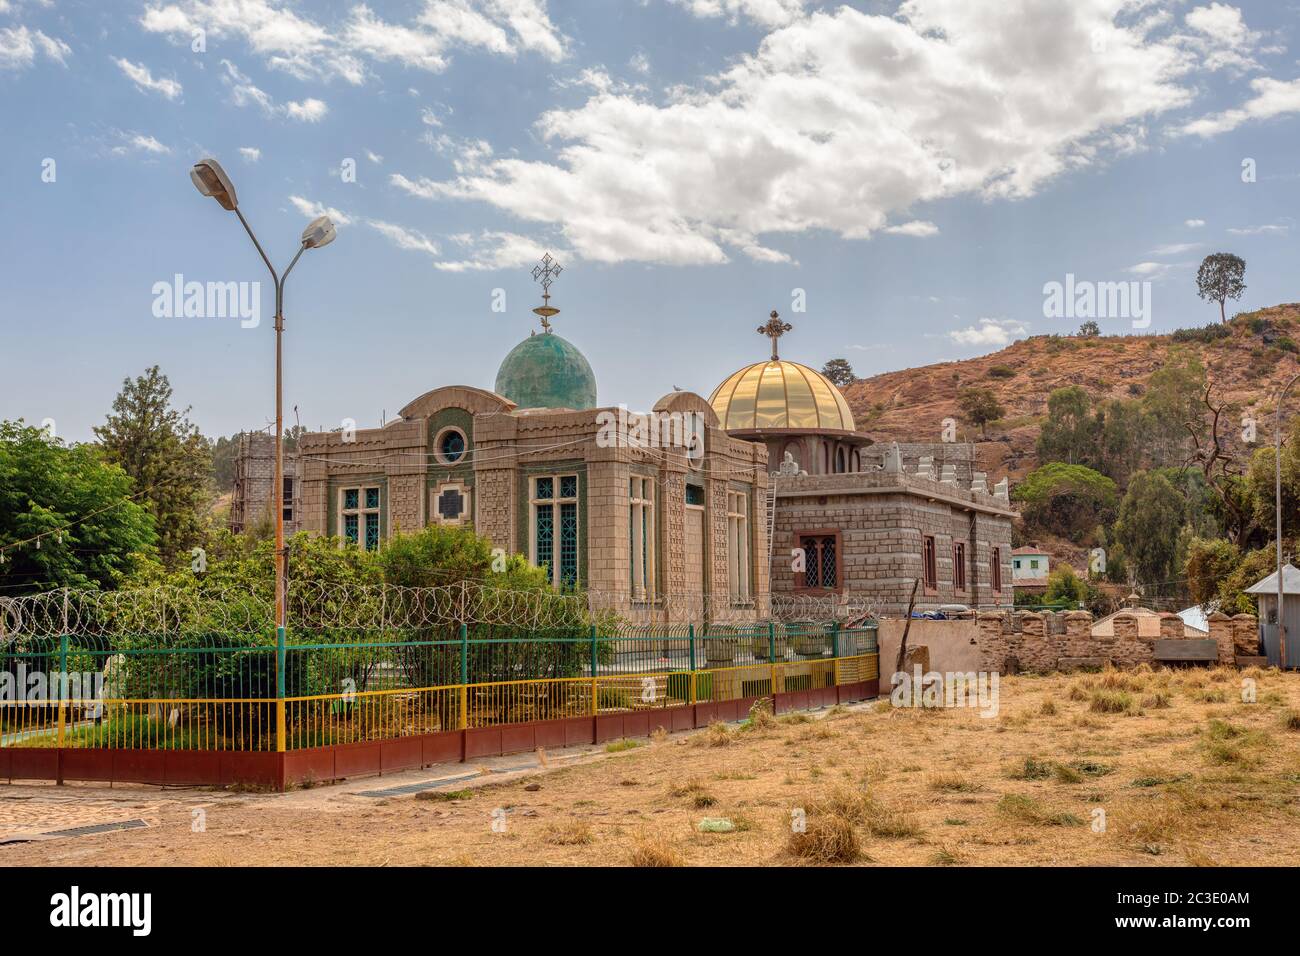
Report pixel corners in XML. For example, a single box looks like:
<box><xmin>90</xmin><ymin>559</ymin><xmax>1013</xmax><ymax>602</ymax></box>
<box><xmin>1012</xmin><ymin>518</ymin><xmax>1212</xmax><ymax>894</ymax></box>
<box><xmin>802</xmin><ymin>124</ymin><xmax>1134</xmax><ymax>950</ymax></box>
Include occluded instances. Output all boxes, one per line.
<box><xmin>1153</xmin><ymin>639</ymin><xmax>1219</xmax><ymax>663</ymax></box>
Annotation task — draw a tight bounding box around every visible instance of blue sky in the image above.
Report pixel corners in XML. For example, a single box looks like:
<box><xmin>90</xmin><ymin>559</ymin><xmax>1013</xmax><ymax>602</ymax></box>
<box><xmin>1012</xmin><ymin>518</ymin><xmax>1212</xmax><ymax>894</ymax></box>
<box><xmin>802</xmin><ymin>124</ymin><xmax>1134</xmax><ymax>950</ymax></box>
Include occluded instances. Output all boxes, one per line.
<box><xmin>2</xmin><ymin>0</ymin><xmax>1299</xmax><ymax>444</ymax></box>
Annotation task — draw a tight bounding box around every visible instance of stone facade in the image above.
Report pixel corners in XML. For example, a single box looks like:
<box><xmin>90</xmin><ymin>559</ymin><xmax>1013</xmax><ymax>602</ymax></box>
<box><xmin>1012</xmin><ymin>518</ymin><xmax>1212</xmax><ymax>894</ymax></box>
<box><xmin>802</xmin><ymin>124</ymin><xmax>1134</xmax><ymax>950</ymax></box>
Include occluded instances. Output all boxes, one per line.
<box><xmin>229</xmin><ymin>431</ymin><xmax>300</xmax><ymax>535</ymax></box>
<box><xmin>769</xmin><ymin>469</ymin><xmax>1016</xmax><ymax>615</ymax></box>
<box><xmin>294</xmin><ymin>385</ymin><xmax>768</xmax><ymax>624</ymax></box>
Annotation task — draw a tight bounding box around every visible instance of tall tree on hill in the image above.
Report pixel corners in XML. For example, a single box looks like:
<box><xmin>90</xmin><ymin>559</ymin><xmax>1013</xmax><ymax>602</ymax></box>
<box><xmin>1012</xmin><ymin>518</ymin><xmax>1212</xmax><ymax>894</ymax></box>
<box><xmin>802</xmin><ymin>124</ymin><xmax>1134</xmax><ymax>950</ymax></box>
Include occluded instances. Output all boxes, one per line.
<box><xmin>821</xmin><ymin>358</ymin><xmax>855</xmax><ymax>388</ymax></box>
<box><xmin>958</xmin><ymin>387</ymin><xmax>1004</xmax><ymax>438</ymax></box>
<box><xmin>1195</xmin><ymin>253</ymin><xmax>1246</xmax><ymax>323</ymax></box>
<box><xmin>94</xmin><ymin>366</ymin><xmax>212</xmax><ymax>566</ymax></box>
<box><xmin>1113</xmin><ymin>470</ymin><xmax>1186</xmax><ymax>597</ymax></box>
<box><xmin>1037</xmin><ymin>386</ymin><xmax>1101</xmax><ymax>466</ymax></box>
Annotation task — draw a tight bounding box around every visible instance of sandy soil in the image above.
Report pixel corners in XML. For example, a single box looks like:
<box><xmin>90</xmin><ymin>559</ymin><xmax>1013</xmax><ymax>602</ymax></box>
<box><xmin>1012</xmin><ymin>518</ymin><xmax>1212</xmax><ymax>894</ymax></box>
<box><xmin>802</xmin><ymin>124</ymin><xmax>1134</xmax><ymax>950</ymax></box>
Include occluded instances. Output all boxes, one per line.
<box><xmin>2</xmin><ymin>665</ymin><xmax>1298</xmax><ymax>867</ymax></box>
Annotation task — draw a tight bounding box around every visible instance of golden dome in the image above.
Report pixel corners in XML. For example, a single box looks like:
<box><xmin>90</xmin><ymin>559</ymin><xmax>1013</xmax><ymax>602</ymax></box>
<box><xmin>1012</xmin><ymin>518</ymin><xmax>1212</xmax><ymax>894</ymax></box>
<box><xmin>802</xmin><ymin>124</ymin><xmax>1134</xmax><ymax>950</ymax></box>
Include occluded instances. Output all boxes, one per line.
<box><xmin>708</xmin><ymin>360</ymin><xmax>856</xmax><ymax>432</ymax></box>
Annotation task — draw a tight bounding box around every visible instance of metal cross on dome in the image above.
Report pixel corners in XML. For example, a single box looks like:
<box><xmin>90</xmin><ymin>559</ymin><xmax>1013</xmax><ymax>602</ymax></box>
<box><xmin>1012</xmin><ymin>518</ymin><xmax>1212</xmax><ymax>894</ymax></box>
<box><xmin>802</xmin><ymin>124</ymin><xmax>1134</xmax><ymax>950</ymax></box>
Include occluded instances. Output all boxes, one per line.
<box><xmin>757</xmin><ymin>310</ymin><xmax>793</xmax><ymax>361</ymax></box>
<box><xmin>531</xmin><ymin>253</ymin><xmax>563</xmax><ymax>331</ymax></box>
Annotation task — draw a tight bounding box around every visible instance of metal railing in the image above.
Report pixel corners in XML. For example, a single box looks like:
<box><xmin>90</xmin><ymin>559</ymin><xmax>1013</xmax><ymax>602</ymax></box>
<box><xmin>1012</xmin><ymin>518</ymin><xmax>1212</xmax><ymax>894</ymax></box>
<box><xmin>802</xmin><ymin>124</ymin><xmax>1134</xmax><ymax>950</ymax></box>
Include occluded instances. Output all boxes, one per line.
<box><xmin>1</xmin><ymin>624</ymin><xmax>878</xmax><ymax>753</ymax></box>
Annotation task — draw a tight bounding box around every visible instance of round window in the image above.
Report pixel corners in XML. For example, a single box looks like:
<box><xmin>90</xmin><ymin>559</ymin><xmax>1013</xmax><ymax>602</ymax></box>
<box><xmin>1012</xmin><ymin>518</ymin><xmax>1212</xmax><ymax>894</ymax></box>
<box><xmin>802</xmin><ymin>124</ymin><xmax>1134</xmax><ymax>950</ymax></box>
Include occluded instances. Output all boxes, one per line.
<box><xmin>437</xmin><ymin>428</ymin><xmax>466</xmax><ymax>464</ymax></box>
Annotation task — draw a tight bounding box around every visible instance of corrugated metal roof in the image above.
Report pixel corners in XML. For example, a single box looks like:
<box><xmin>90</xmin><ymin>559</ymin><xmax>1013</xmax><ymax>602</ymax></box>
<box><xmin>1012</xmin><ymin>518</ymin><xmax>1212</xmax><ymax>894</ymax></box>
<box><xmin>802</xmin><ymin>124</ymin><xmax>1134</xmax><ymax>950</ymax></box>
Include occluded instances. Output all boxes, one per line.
<box><xmin>1244</xmin><ymin>563</ymin><xmax>1300</xmax><ymax>595</ymax></box>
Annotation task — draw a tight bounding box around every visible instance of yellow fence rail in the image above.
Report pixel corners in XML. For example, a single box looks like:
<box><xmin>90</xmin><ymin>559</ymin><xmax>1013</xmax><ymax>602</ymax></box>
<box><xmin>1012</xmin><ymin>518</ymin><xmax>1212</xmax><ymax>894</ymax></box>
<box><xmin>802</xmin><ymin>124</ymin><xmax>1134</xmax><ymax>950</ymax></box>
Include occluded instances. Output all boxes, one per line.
<box><xmin>0</xmin><ymin>653</ymin><xmax>879</xmax><ymax>752</ymax></box>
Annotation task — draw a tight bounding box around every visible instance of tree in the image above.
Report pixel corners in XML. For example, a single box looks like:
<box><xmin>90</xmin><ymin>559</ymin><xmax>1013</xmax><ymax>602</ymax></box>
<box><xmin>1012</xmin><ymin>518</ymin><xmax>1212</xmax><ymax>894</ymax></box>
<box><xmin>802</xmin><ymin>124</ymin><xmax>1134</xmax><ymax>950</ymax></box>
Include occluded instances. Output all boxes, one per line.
<box><xmin>1013</xmin><ymin>463</ymin><xmax>1118</xmax><ymax>541</ymax></box>
<box><xmin>958</xmin><ymin>387</ymin><xmax>1004</xmax><ymax>438</ymax></box>
<box><xmin>1037</xmin><ymin>386</ymin><xmax>1101</xmax><ymax>466</ymax></box>
<box><xmin>0</xmin><ymin>421</ymin><xmax>156</xmax><ymax>592</ymax></box>
<box><xmin>1195</xmin><ymin>252</ymin><xmax>1246</xmax><ymax>323</ymax></box>
<box><xmin>1077</xmin><ymin>320</ymin><xmax>1100</xmax><ymax>337</ymax></box>
<box><xmin>1113</xmin><ymin>470</ymin><xmax>1185</xmax><ymax>594</ymax></box>
<box><xmin>1142</xmin><ymin>348</ymin><xmax>1205</xmax><ymax>466</ymax></box>
<box><xmin>1043</xmin><ymin>565</ymin><xmax>1087</xmax><ymax>606</ymax></box>
<box><xmin>821</xmin><ymin>358</ymin><xmax>855</xmax><ymax>388</ymax></box>
<box><xmin>93</xmin><ymin>367</ymin><xmax>213</xmax><ymax>565</ymax></box>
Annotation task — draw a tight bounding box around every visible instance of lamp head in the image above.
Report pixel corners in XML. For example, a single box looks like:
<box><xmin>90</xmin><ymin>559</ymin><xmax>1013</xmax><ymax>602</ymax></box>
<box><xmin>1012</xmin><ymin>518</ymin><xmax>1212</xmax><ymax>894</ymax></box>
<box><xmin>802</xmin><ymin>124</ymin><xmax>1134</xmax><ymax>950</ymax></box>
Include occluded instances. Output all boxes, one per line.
<box><xmin>190</xmin><ymin>158</ymin><xmax>238</xmax><ymax>211</ymax></box>
<box><xmin>301</xmin><ymin>215</ymin><xmax>336</xmax><ymax>249</ymax></box>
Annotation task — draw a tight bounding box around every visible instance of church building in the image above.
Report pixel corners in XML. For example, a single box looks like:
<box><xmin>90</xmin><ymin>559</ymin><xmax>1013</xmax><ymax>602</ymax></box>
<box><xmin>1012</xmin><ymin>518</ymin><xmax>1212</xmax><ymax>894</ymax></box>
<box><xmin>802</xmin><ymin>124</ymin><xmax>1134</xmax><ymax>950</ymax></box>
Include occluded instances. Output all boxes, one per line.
<box><xmin>232</xmin><ymin>257</ymin><xmax>1016</xmax><ymax>620</ymax></box>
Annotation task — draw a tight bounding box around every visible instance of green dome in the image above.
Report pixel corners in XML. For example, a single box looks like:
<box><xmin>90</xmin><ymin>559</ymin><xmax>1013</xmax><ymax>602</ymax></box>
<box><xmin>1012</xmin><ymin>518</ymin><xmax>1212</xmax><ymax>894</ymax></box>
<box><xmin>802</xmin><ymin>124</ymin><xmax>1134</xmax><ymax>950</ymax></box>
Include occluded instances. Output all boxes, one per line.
<box><xmin>494</xmin><ymin>332</ymin><xmax>597</xmax><ymax>410</ymax></box>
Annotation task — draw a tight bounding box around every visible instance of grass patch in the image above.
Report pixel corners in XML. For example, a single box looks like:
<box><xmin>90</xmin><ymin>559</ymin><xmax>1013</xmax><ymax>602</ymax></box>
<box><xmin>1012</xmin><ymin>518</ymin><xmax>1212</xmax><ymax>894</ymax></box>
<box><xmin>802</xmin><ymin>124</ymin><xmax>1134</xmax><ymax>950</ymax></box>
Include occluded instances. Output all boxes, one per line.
<box><xmin>996</xmin><ymin>793</ymin><xmax>1084</xmax><ymax>827</ymax></box>
<box><xmin>1007</xmin><ymin>756</ymin><xmax>1054</xmax><ymax>780</ymax></box>
<box><xmin>1089</xmin><ymin>690</ymin><xmax>1133</xmax><ymax>714</ymax></box>
<box><xmin>416</xmin><ymin>788</ymin><xmax>473</xmax><ymax>802</ymax></box>
<box><xmin>605</xmin><ymin>738</ymin><xmax>641</xmax><ymax>753</ymax></box>
<box><xmin>787</xmin><ymin>815</ymin><xmax>861</xmax><ymax>864</ymax></box>
<box><xmin>927</xmin><ymin>772</ymin><xmax>982</xmax><ymax>793</ymax></box>
<box><xmin>627</xmin><ymin>834</ymin><xmax>685</xmax><ymax>867</ymax></box>
<box><xmin>541</xmin><ymin>821</ymin><xmax>594</xmax><ymax>846</ymax></box>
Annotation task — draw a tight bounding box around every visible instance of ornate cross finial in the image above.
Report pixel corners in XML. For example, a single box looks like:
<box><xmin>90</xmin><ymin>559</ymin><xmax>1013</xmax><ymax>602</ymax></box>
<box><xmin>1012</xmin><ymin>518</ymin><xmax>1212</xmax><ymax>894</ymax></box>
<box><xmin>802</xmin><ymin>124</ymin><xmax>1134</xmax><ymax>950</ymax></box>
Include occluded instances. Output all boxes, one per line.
<box><xmin>757</xmin><ymin>309</ymin><xmax>792</xmax><ymax>361</ymax></box>
<box><xmin>531</xmin><ymin>253</ymin><xmax>563</xmax><ymax>332</ymax></box>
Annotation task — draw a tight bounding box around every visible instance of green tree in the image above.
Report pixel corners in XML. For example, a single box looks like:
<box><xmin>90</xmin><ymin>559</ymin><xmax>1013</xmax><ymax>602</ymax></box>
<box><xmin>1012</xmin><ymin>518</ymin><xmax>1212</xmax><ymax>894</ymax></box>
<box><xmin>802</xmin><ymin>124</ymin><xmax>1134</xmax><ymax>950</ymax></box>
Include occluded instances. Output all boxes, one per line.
<box><xmin>1013</xmin><ymin>463</ymin><xmax>1118</xmax><ymax>541</ymax></box>
<box><xmin>1195</xmin><ymin>252</ymin><xmax>1246</xmax><ymax>323</ymax></box>
<box><xmin>1245</xmin><ymin>416</ymin><xmax>1300</xmax><ymax>543</ymax></box>
<box><xmin>1036</xmin><ymin>386</ymin><xmax>1101</xmax><ymax>467</ymax></box>
<box><xmin>1095</xmin><ymin>397</ymin><xmax>1147</xmax><ymax>487</ymax></box>
<box><xmin>1141</xmin><ymin>349</ymin><xmax>1206</xmax><ymax>467</ymax></box>
<box><xmin>821</xmin><ymin>358</ymin><xmax>855</xmax><ymax>388</ymax></box>
<box><xmin>1043</xmin><ymin>564</ymin><xmax>1087</xmax><ymax>606</ymax></box>
<box><xmin>0</xmin><ymin>421</ymin><xmax>156</xmax><ymax>592</ymax></box>
<box><xmin>94</xmin><ymin>366</ymin><xmax>213</xmax><ymax>565</ymax></box>
<box><xmin>958</xmin><ymin>387</ymin><xmax>1005</xmax><ymax>438</ymax></box>
<box><xmin>1077</xmin><ymin>320</ymin><xmax>1100</xmax><ymax>337</ymax></box>
<box><xmin>1113</xmin><ymin>471</ymin><xmax>1185</xmax><ymax>594</ymax></box>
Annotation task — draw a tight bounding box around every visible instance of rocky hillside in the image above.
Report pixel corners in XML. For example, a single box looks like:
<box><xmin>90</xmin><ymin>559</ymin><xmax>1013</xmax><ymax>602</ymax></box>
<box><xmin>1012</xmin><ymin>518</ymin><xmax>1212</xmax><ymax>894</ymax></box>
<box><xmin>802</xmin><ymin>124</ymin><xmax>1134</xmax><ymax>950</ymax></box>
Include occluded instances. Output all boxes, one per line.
<box><xmin>842</xmin><ymin>304</ymin><xmax>1300</xmax><ymax>485</ymax></box>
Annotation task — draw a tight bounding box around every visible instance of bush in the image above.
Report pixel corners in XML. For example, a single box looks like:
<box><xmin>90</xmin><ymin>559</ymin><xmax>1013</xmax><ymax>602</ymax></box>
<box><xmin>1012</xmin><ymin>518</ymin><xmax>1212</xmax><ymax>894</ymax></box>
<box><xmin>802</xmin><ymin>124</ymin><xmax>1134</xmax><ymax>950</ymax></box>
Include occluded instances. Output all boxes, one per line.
<box><xmin>987</xmin><ymin>365</ymin><xmax>1016</xmax><ymax>379</ymax></box>
<box><xmin>1171</xmin><ymin>323</ymin><xmax>1232</xmax><ymax>344</ymax></box>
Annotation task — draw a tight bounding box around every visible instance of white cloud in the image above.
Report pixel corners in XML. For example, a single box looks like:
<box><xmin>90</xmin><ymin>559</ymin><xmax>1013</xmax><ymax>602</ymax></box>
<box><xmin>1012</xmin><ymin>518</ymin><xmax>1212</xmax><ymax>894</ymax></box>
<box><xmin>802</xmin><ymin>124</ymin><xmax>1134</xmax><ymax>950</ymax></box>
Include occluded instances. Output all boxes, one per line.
<box><xmin>112</xmin><ymin>132</ymin><xmax>171</xmax><ymax>155</ymax></box>
<box><xmin>390</xmin><ymin>3</ymin><xmax>1227</xmax><ymax>265</ymax></box>
<box><xmin>220</xmin><ymin>59</ymin><xmax>328</xmax><ymax>122</ymax></box>
<box><xmin>368</xmin><ymin>219</ymin><xmax>439</xmax><ymax>257</ymax></box>
<box><xmin>288</xmin><ymin>195</ymin><xmax>354</xmax><ymax>226</ymax></box>
<box><xmin>629</xmin><ymin>51</ymin><xmax>650</xmax><ymax>75</ymax></box>
<box><xmin>435</xmin><ymin>230</ymin><xmax>555</xmax><ymax>271</ymax></box>
<box><xmin>883</xmin><ymin>220</ymin><xmax>939</xmax><ymax>238</ymax></box>
<box><xmin>1180</xmin><ymin>3</ymin><xmax>1269</xmax><ymax>74</ymax></box>
<box><xmin>1227</xmin><ymin>223</ymin><xmax>1288</xmax><ymax>236</ymax></box>
<box><xmin>1185</xmin><ymin>218</ymin><xmax>1206</xmax><ymax>228</ymax></box>
<box><xmin>239</xmin><ymin>146</ymin><xmax>261</xmax><ymax>162</ymax></box>
<box><xmin>1178</xmin><ymin>76</ymin><xmax>1300</xmax><ymax>138</ymax></box>
<box><xmin>114</xmin><ymin>56</ymin><xmax>182</xmax><ymax>99</ymax></box>
<box><xmin>1150</xmin><ymin>242</ymin><xmax>1200</xmax><ymax>255</ymax></box>
<box><xmin>670</xmin><ymin>0</ymin><xmax>806</xmax><ymax>28</ymax></box>
<box><xmin>284</xmin><ymin>97</ymin><xmax>328</xmax><ymax>122</ymax></box>
<box><xmin>143</xmin><ymin>0</ymin><xmax>566</xmax><ymax>80</ymax></box>
<box><xmin>948</xmin><ymin>318</ymin><xmax>1028</xmax><ymax>347</ymax></box>
<box><xmin>0</xmin><ymin>25</ymin><xmax>70</xmax><ymax>70</ymax></box>
<box><xmin>366</xmin><ymin>150</ymin><xmax>383</xmax><ymax>164</ymax></box>
<box><xmin>1127</xmin><ymin>261</ymin><xmax>1170</xmax><ymax>276</ymax></box>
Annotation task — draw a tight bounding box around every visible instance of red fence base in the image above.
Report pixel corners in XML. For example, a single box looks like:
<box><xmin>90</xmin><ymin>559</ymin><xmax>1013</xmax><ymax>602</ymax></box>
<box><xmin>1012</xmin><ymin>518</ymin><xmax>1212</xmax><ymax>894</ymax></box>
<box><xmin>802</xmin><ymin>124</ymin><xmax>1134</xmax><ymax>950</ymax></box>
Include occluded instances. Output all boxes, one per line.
<box><xmin>3</xmin><ymin>678</ymin><xmax>879</xmax><ymax>791</ymax></box>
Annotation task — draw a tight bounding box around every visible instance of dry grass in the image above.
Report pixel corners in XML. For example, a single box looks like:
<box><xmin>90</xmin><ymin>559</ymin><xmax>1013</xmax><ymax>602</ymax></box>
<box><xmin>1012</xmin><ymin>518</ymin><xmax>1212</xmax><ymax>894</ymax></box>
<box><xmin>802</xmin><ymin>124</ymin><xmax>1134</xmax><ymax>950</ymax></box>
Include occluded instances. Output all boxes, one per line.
<box><xmin>3</xmin><ymin>667</ymin><xmax>1298</xmax><ymax>868</ymax></box>
<box><xmin>787</xmin><ymin>815</ymin><xmax>861</xmax><ymax>864</ymax></box>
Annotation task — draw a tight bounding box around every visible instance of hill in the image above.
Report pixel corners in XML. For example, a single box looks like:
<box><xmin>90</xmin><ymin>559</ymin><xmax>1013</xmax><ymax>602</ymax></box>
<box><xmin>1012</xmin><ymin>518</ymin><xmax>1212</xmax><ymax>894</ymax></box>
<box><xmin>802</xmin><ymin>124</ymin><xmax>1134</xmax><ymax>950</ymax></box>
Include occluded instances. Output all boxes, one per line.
<box><xmin>842</xmin><ymin>304</ymin><xmax>1300</xmax><ymax>486</ymax></box>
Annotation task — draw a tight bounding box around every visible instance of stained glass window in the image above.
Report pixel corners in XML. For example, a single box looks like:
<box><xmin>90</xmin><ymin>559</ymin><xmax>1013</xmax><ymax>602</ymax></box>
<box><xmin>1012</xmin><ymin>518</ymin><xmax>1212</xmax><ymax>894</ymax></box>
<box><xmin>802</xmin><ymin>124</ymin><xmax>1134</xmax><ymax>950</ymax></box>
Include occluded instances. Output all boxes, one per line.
<box><xmin>532</xmin><ymin>474</ymin><xmax>578</xmax><ymax>587</ymax></box>
<box><xmin>341</xmin><ymin>486</ymin><xmax>381</xmax><ymax>550</ymax></box>
<box><xmin>685</xmin><ymin>484</ymin><xmax>705</xmax><ymax>506</ymax></box>
<box><xmin>439</xmin><ymin>429</ymin><xmax>466</xmax><ymax>463</ymax></box>
<box><xmin>535</xmin><ymin>505</ymin><xmax>554</xmax><ymax>578</ymax></box>
<box><xmin>559</xmin><ymin>502</ymin><xmax>578</xmax><ymax>587</ymax></box>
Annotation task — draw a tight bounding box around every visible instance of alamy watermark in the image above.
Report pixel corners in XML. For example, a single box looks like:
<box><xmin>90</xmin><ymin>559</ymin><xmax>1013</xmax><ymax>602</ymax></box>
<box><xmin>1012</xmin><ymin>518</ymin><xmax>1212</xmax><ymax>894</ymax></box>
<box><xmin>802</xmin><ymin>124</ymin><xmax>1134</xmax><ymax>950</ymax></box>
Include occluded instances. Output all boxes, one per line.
<box><xmin>890</xmin><ymin>665</ymin><xmax>1000</xmax><ymax>718</ymax></box>
<box><xmin>152</xmin><ymin>274</ymin><xmax>261</xmax><ymax>328</ymax></box>
<box><xmin>595</xmin><ymin>406</ymin><xmax>705</xmax><ymax>459</ymax></box>
<box><xmin>1043</xmin><ymin>273</ymin><xmax>1151</xmax><ymax>329</ymax></box>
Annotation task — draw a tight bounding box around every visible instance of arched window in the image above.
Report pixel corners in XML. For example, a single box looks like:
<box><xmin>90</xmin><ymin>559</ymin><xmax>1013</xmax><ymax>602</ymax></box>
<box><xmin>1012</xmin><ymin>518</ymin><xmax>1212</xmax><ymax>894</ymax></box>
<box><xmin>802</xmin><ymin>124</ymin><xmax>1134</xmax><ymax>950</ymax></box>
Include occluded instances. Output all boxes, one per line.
<box><xmin>835</xmin><ymin>446</ymin><xmax>846</xmax><ymax>473</ymax></box>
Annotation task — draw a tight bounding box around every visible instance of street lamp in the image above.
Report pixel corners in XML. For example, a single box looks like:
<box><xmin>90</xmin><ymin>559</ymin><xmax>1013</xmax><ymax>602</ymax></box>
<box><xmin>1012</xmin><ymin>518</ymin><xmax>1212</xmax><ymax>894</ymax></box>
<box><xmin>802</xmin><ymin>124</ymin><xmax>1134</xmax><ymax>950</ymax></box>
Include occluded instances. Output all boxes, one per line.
<box><xmin>190</xmin><ymin>157</ymin><xmax>334</xmax><ymax>643</ymax></box>
<box><xmin>1275</xmin><ymin>371</ymin><xmax>1299</xmax><ymax>670</ymax></box>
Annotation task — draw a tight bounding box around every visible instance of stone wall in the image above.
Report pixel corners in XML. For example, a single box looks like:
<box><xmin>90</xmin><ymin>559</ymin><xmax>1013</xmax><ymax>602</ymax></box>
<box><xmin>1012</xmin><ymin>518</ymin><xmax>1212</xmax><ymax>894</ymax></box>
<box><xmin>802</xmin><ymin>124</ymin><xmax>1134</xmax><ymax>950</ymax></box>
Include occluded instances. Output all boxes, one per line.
<box><xmin>964</xmin><ymin>608</ymin><xmax>1258</xmax><ymax>673</ymax></box>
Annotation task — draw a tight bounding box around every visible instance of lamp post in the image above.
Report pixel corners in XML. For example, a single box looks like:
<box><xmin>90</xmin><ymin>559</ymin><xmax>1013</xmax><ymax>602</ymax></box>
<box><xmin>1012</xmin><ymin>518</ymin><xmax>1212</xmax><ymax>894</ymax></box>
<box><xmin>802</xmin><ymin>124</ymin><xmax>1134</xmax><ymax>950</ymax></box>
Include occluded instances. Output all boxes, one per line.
<box><xmin>1275</xmin><ymin>372</ymin><xmax>1299</xmax><ymax>670</ymax></box>
<box><xmin>190</xmin><ymin>158</ymin><xmax>335</xmax><ymax>639</ymax></box>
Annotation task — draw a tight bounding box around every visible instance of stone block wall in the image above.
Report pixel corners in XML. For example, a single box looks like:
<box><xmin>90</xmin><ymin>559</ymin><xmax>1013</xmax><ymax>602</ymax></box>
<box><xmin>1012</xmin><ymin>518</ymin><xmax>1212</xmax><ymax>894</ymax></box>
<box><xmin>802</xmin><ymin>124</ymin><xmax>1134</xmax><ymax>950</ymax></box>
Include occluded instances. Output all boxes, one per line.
<box><xmin>971</xmin><ymin>609</ymin><xmax>1258</xmax><ymax>672</ymax></box>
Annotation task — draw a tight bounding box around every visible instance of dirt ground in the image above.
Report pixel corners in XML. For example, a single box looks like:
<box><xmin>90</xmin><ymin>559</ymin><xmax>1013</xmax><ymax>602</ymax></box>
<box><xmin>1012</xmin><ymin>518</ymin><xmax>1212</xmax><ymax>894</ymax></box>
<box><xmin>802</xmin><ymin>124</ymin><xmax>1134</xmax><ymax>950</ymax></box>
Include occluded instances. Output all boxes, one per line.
<box><xmin>3</xmin><ymin>665</ymin><xmax>1299</xmax><ymax>867</ymax></box>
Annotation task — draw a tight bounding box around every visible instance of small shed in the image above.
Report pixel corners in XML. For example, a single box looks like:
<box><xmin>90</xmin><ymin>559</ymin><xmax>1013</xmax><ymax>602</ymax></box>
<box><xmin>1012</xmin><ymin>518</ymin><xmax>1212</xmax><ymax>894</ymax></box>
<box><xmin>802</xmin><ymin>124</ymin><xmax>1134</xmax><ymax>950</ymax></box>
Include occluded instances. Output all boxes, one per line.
<box><xmin>1244</xmin><ymin>563</ymin><xmax>1300</xmax><ymax>670</ymax></box>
